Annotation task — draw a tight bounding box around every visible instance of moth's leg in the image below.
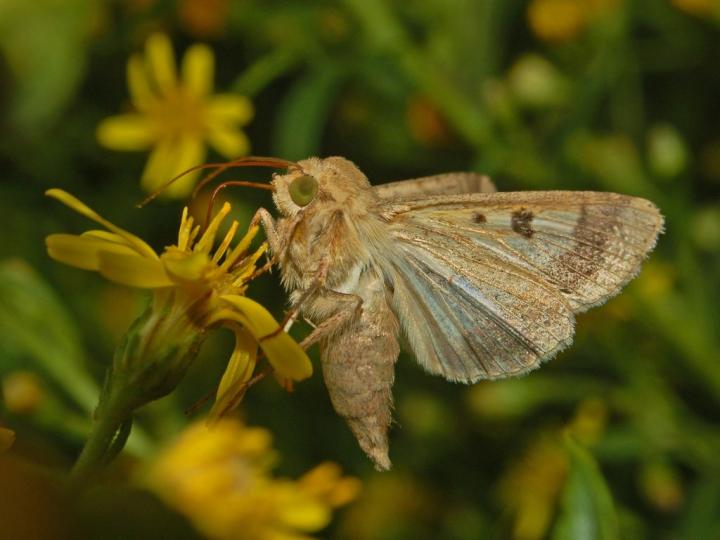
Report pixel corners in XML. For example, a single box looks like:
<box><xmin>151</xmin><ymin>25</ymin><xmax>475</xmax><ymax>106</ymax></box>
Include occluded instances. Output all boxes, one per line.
<box><xmin>247</xmin><ymin>207</ymin><xmax>286</xmax><ymax>279</ymax></box>
<box><xmin>251</xmin><ymin>208</ymin><xmax>306</xmax><ymax>277</ymax></box>
<box><xmin>283</xmin><ymin>310</ymin><xmax>299</xmax><ymax>332</ymax></box>
<box><xmin>260</xmin><ymin>211</ymin><xmax>353</xmax><ymax>342</ymax></box>
<box><xmin>258</xmin><ymin>286</ymin><xmax>362</xmax><ymax>364</ymax></box>
<box><xmin>250</xmin><ymin>207</ymin><xmax>282</xmax><ymax>256</ymax></box>
<box><xmin>260</xmin><ymin>256</ymin><xmax>353</xmax><ymax>342</ymax></box>
<box><xmin>298</xmin><ymin>288</ymin><xmax>363</xmax><ymax>350</ymax></box>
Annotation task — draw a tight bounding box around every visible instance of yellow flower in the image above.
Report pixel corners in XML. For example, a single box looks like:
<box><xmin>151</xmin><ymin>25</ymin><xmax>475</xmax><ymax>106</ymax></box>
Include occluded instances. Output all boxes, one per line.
<box><xmin>179</xmin><ymin>0</ymin><xmax>229</xmax><ymax>38</ymax></box>
<box><xmin>145</xmin><ymin>419</ymin><xmax>360</xmax><ymax>540</ymax></box>
<box><xmin>97</xmin><ymin>33</ymin><xmax>253</xmax><ymax>198</ymax></box>
<box><xmin>497</xmin><ymin>398</ymin><xmax>610</xmax><ymax>540</ymax></box>
<box><xmin>498</xmin><ymin>436</ymin><xmax>568</xmax><ymax>540</ymax></box>
<box><xmin>528</xmin><ymin>0</ymin><xmax>621</xmax><ymax>42</ymax></box>
<box><xmin>2</xmin><ymin>372</ymin><xmax>44</xmax><ymax>414</ymax></box>
<box><xmin>672</xmin><ymin>0</ymin><xmax>718</xmax><ymax>17</ymax></box>
<box><xmin>45</xmin><ymin>189</ymin><xmax>311</xmax><ymax>414</ymax></box>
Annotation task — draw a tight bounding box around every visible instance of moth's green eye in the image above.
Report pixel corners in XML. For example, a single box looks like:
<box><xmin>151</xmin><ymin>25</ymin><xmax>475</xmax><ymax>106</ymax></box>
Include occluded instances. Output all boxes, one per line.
<box><xmin>289</xmin><ymin>175</ymin><xmax>318</xmax><ymax>207</ymax></box>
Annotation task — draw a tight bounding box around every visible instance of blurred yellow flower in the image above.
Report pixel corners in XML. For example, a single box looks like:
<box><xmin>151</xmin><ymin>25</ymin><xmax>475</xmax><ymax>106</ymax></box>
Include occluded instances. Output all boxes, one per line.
<box><xmin>499</xmin><ymin>436</ymin><xmax>568</xmax><ymax>540</ymax></box>
<box><xmin>145</xmin><ymin>419</ymin><xmax>360</xmax><ymax>540</ymax></box>
<box><xmin>179</xmin><ymin>0</ymin><xmax>229</xmax><ymax>38</ymax></box>
<box><xmin>528</xmin><ymin>0</ymin><xmax>621</xmax><ymax>42</ymax></box>
<box><xmin>2</xmin><ymin>372</ymin><xmax>44</xmax><ymax>414</ymax></box>
<box><xmin>639</xmin><ymin>460</ymin><xmax>684</xmax><ymax>512</ymax></box>
<box><xmin>338</xmin><ymin>473</ymin><xmax>435</xmax><ymax>540</ymax></box>
<box><xmin>507</xmin><ymin>54</ymin><xmax>569</xmax><ymax>109</ymax></box>
<box><xmin>406</xmin><ymin>96</ymin><xmax>452</xmax><ymax>148</ymax></box>
<box><xmin>0</xmin><ymin>427</ymin><xmax>15</xmax><ymax>452</ymax></box>
<box><xmin>633</xmin><ymin>261</ymin><xmax>674</xmax><ymax>299</ymax></box>
<box><xmin>566</xmin><ymin>398</ymin><xmax>608</xmax><ymax>446</ymax></box>
<box><xmin>97</xmin><ymin>33</ymin><xmax>253</xmax><ymax>198</ymax></box>
<box><xmin>45</xmin><ymin>189</ymin><xmax>311</xmax><ymax>414</ymax></box>
<box><xmin>672</xmin><ymin>0</ymin><xmax>718</xmax><ymax>16</ymax></box>
<box><xmin>498</xmin><ymin>398</ymin><xmax>609</xmax><ymax>540</ymax></box>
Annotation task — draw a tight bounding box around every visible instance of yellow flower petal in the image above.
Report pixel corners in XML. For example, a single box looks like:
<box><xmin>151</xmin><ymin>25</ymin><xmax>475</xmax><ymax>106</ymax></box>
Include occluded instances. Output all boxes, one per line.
<box><xmin>207</xmin><ymin>124</ymin><xmax>250</xmax><ymax>158</ymax></box>
<box><xmin>276</xmin><ymin>493</ymin><xmax>330</xmax><ymax>530</ymax></box>
<box><xmin>140</xmin><ymin>137</ymin><xmax>180</xmax><ymax>193</ymax></box>
<box><xmin>146</xmin><ymin>33</ymin><xmax>178</xmax><ymax>95</ymax></box>
<box><xmin>97</xmin><ymin>113</ymin><xmax>157</xmax><ymax>151</ymax></box>
<box><xmin>0</xmin><ymin>427</ymin><xmax>16</xmax><ymax>452</ymax></box>
<box><xmin>209</xmin><ymin>326</ymin><xmax>258</xmax><ymax>420</ymax></box>
<box><xmin>45</xmin><ymin>190</ymin><xmax>158</xmax><ymax>259</ymax></box>
<box><xmin>81</xmin><ymin>230</ymin><xmax>137</xmax><ymax>248</ymax></box>
<box><xmin>46</xmin><ymin>233</ymin><xmax>144</xmax><ymax>271</ymax></box>
<box><xmin>142</xmin><ymin>136</ymin><xmax>207</xmax><ymax>198</ymax></box>
<box><xmin>216</xmin><ymin>295</ymin><xmax>312</xmax><ymax>381</ymax></box>
<box><xmin>161</xmin><ymin>249</ymin><xmax>212</xmax><ymax>282</ymax></box>
<box><xmin>169</xmin><ymin>136</ymin><xmax>207</xmax><ymax>197</ymax></box>
<box><xmin>182</xmin><ymin>43</ymin><xmax>214</xmax><ymax>97</ymax></box>
<box><xmin>127</xmin><ymin>54</ymin><xmax>156</xmax><ymax>111</ymax></box>
<box><xmin>528</xmin><ymin>0</ymin><xmax>586</xmax><ymax>42</ymax></box>
<box><xmin>207</xmin><ymin>94</ymin><xmax>254</xmax><ymax>124</ymax></box>
<box><xmin>97</xmin><ymin>251</ymin><xmax>174</xmax><ymax>288</ymax></box>
<box><xmin>300</xmin><ymin>463</ymin><xmax>361</xmax><ymax>507</ymax></box>
<box><xmin>261</xmin><ymin>529</ymin><xmax>314</xmax><ymax>540</ymax></box>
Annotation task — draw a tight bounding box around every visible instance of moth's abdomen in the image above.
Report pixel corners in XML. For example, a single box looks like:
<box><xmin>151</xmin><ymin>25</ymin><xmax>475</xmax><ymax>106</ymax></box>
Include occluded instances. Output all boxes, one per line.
<box><xmin>320</xmin><ymin>278</ymin><xmax>399</xmax><ymax>470</ymax></box>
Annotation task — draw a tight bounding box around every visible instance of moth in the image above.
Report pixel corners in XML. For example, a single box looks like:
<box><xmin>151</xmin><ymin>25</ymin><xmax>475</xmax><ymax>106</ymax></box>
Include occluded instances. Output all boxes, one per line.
<box><xmin>243</xmin><ymin>156</ymin><xmax>663</xmax><ymax>470</ymax></box>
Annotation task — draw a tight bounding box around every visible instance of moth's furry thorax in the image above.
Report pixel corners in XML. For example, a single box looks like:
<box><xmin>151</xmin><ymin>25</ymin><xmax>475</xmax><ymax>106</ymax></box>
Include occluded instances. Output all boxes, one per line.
<box><xmin>271</xmin><ymin>157</ymin><xmax>389</xmax><ymax>314</ymax></box>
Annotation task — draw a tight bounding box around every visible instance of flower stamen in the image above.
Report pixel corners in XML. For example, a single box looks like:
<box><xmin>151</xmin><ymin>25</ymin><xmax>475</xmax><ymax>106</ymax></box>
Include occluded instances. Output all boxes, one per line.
<box><xmin>212</xmin><ymin>220</ymin><xmax>240</xmax><ymax>264</ymax></box>
<box><xmin>221</xmin><ymin>225</ymin><xmax>261</xmax><ymax>272</ymax></box>
<box><xmin>195</xmin><ymin>201</ymin><xmax>231</xmax><ymax>253</ymax></box>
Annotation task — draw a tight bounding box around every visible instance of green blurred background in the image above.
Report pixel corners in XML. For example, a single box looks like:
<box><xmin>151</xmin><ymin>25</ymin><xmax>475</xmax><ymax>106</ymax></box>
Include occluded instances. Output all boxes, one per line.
<box><xmin>1</xmin><ymin>0</ymin><xmax>720</xmax><ymax>538</ymax></box>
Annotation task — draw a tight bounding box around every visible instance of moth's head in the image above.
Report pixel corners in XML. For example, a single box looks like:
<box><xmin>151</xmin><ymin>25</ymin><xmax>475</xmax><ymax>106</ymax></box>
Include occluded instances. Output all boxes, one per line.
<box><xmin>271</xmin><ymin>156</ymin><xmax>373</xmax><ymax>217</ymax></box>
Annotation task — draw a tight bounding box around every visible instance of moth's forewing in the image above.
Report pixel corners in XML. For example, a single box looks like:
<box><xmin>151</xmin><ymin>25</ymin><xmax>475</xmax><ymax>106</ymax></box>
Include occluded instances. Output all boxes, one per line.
<box><xmin>378</xmin><ymin>191</ymin><xmax>663</xmax><ymax>382</ymax></box>
<box><xmin>373</xmin><ymin>172</ymin><xmax>496</xmax><ymax>200</ymax></box>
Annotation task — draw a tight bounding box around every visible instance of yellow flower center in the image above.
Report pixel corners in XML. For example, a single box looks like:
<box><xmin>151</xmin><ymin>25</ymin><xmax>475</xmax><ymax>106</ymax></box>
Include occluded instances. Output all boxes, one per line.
<box><xmin>150</xmin><ymin>88</ymin><xmax>208</xmax><ymax>140</ymax></box>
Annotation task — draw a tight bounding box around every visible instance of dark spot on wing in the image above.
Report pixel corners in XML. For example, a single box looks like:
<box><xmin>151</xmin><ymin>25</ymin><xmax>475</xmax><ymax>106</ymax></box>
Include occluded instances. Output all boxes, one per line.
<box><xmin>511</xmin><ymin>208</ymin><xmax>534</xmax><ymax>238</ymax></box>
<box><xmin>472</xmin><ymin>212</ymin><xmax>486</xmax><ymax>224</ymax></box>
<box><xmin>555</xmin><ymin>203</ymin><xmax>616</xmax><ymax>294</ymax></box>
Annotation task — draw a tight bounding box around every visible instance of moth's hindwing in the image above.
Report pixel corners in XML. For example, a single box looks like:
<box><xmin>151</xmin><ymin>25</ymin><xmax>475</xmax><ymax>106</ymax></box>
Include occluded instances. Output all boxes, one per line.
<box><xmin>380</xmin><ymin>191</ymin><xmax>663</xmax><ymax>383</ymax></box>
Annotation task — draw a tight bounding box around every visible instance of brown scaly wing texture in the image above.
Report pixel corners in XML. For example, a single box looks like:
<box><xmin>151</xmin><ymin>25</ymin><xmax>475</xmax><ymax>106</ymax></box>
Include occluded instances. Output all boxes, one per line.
<box><xmin>378</xmin><ymin>191</ymin><xmax>663</xmax><ymax>383</ymax></box>
<box><xmin>373</xmin><ymin>172</ymin><xmax>496</xmax><ymax>200</ymax></box>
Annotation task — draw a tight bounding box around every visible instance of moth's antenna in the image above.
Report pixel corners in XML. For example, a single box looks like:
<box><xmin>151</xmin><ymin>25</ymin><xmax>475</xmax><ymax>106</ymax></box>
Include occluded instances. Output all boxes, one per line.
<box><xmin>137</xmin><ymin>155</ymin><xmax>299</xmax><ymax>208</ymax></box>
<box><xmin>192</xmin><ymin>156</ymin><xmax>298</xmax><ymax>199</ymax></box>
<box><xmin>204</xmin><ymin>179</ymin><xmax>273</xmax><ymax>230</ymax></box>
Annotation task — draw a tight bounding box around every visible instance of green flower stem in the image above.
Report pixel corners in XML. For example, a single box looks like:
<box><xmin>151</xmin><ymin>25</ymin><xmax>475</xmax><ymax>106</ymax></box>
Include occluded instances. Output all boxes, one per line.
<box><xmin>68</xmin><ymin>382</ymin><xmax>140</xmax><ymax>488</ymax></box>
<box><xmin>68</xmin><ymin>298</ymin><xmax>204</xmax><ymax>488</ymax></box>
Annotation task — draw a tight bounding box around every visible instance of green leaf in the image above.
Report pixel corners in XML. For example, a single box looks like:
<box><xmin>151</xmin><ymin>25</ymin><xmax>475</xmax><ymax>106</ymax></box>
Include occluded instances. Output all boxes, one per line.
<box><xmin>552</xmin><ymin>435</ymin><xmax>619</xmax><ymax>540</ymax></box>
<box><xmin>0</xmin><ymin>0</ymin><xmax>100</xmax><ymax>133</ymax></box>
<box><xmin>0</xmin><ymin>259</ymin><xmax>97</xmax><ymax>411</ymax></box>
<box><xmin>272</xmin><ymin>66</ymin><xmax>346</xmax><ymax>160</ymax></box>
<box><xmin>674</xmin><ymin>477</ymin><xmax>720</xmax><ymax>540</ymax></box>
<box><xmin>0</xmin><ymin>259</ymin><xmax>153</xmax><ymax>456</ymax></box>
<box><xmin>232</xmin><ymin>48</ymin><xmax>300</xmax><ymax>98</ymax></box>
